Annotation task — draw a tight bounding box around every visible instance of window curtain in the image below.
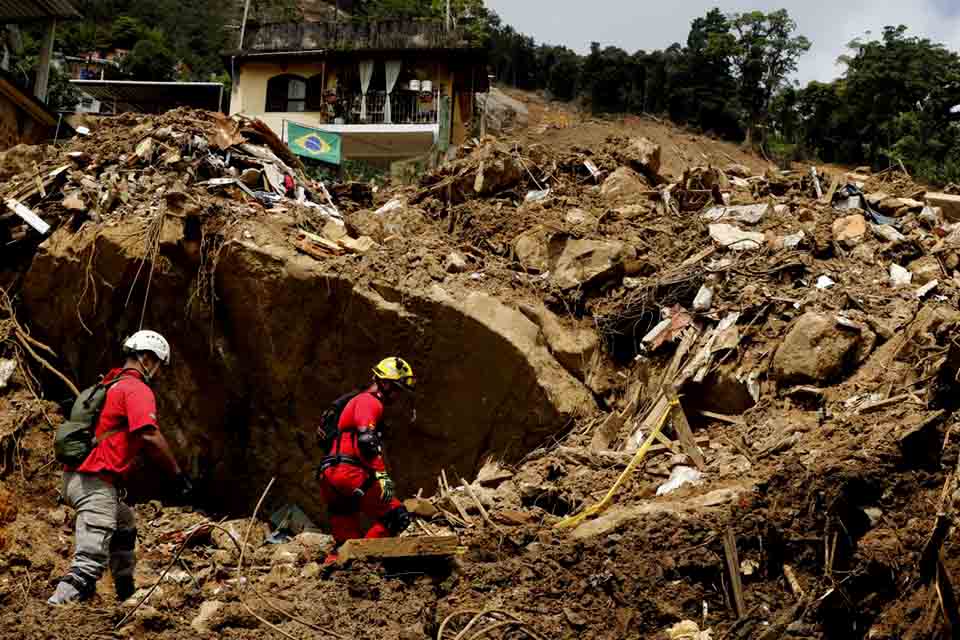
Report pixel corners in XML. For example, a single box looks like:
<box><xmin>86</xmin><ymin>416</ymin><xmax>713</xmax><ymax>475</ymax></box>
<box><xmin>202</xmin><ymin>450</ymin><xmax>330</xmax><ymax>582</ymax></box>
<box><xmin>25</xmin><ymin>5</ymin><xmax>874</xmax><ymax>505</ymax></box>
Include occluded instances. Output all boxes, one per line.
<box><xmin>359</xmin><ymin>59</ymin><xmax>374</xmax><ymax>121</ymax></box>
<box><xmin>384</xmin><ymin>60</ymin><xmax>402</xmax><ymax>124</ymax></box>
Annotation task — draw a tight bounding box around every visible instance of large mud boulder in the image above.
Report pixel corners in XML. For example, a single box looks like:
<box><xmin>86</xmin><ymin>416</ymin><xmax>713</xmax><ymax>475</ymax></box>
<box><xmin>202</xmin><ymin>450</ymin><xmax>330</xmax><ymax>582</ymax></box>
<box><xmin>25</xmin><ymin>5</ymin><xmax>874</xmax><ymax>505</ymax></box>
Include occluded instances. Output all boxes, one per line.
<box><xmin>600</xmin><ymin>167</ymin><xmax>648</xmax><ymax>203</ymax></box>
<box><xmin>772</xmin><ymin>313</ymin><xmax>863</xmax><ymax>384</ymax></box>
<box><xmin>22</xmin><ymin>221</ymin><xmax>594</xmax><ymax>519</ymax></box>
<box><xmin>475</xmin><ymin>89</ymin><xmax>530</xmax><ymax>134</ymax></box>
<box><xmin>623</xmin><ymin>137</ymin><xmax>662</xmax><ymax>177</ymax></box>
<box><xmin>548</xmin><ymin>237</ymin><xmax>634</xmax><ymax>290</ymax></box>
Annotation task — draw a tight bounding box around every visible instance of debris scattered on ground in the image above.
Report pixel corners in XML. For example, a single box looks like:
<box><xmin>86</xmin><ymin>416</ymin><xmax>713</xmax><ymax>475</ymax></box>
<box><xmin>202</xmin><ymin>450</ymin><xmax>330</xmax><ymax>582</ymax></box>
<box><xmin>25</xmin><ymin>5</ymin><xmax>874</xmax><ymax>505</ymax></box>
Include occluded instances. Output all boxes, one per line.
<box><xmin>2</xmin><ymin>93</ymin><xmax>960</xmax><ymax>640</ymax></box>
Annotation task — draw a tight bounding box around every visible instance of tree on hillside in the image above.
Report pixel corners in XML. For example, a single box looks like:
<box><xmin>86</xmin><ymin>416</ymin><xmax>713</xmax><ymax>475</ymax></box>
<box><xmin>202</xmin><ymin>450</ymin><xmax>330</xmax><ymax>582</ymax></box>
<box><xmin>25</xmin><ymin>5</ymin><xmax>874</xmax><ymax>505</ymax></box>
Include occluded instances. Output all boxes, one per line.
<box><xmin>121</xmin><ymin>30</ymin><xmax>176</xmax><ymax>81</ymax></box>
<box><xmin>729</xmin><ymin>9</ymin><xmax>810</xmax><ymax>146</ymax></box>
<box><xmin>669</xmin><ymin>8</ymin><xmax>740</xmax><ymax>137</ymax></box>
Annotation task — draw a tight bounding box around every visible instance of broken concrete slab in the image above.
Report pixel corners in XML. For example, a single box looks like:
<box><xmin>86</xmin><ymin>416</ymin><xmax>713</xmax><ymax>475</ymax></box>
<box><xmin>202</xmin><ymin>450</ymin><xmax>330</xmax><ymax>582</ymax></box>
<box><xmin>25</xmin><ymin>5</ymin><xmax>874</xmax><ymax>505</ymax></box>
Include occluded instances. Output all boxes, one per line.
<box><xmin>708</xmin><ymin>224</ymin><xmax>765</xmax><ymax>251</ymax></box>
<box><xmin>702</xmin><ymin>204</ymin><xmax>770</xmax><ymax>226</ymax></box>
<box><xmin>548</xmin><ymin>237</ymin><xmax>634</xmax><ymax>289</ymax></box>
<box><xmin>926</xmin><ymin>193</ymin><xmax>960</xmax><ymax>222</ymax></box>
<box><xmin>772</xmin><ymin>312</ymin><xmax>864</xmax><ymax>385</ymax></box>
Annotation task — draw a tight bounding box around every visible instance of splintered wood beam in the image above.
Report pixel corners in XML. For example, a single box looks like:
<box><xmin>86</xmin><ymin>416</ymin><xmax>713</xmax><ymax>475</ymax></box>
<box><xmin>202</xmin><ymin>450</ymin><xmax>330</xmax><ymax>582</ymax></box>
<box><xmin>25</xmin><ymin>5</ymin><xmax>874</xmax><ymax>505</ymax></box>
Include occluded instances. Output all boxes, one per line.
<box><xmin>723</xmin><ymin>528</ymin><xmax>747</xmax><ymax>619</ymax></box>
<box><xmin>337</xmin><ymin>536</ymin><xmax>461</xmax><ymax>563</ymax></box>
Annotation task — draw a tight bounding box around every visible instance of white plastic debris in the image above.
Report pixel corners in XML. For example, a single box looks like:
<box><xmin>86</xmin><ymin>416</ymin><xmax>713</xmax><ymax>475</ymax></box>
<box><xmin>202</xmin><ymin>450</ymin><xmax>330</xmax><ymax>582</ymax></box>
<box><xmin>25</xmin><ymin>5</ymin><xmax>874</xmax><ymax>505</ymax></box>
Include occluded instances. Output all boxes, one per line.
<box><xmin>708</xmin><ymin>224</ymin><xmax>765</xmax><ymax>251</ymax></box>
<box><xmin>692</xmin><ymin>285</ymin><xmax>714</xmax><ymax>311</ymax></box>
<box><xmin>890</xmin><ymin>263</ymin><xmax>913</xmax><ymax>287</ymax></box>
<box><xmin>870</xmin><ymin>223</ymin><xmax>906</xmax><ymax>244</ymax></box>
<box><xmin>916</xmin><ymin>280</ymin><xmax>939</xmax><ymax>299</ymax></box>
<box><xmin>782</xmin><ymin>230</ymin><xmax>805</xmax><ymax>249</ymax></box>
<box><xmin>701</xmin><ymin>203</ymin><xmax>770</xmax><ymax>225</ymax></box>
<box><xmin>815</xmin><ymin>275</ymin><xmax>836</xmax><ymax>289</ymax></box>
<box><xmin>0</xmin><ymin>358</ymin><xmax>16</xmax><ymax>389</ymax></box>
<box><xmin>374</xmin><ymin>199</ymin><xmax>405</xmax><ymax>216</ymax></box>
<box><xmin>75</xmin><ymin>126</ymin><xmax>91</xmax><ymax>136</ymax></box>
<box><xmin>524</xmin><ymin>189</ymin><xmax>550</xmax><ymax>203</ymax></box>
<box><xmin>656</xmin><ymin>466</ymin><xmax>704</xmax><ymax>496</ymax></box>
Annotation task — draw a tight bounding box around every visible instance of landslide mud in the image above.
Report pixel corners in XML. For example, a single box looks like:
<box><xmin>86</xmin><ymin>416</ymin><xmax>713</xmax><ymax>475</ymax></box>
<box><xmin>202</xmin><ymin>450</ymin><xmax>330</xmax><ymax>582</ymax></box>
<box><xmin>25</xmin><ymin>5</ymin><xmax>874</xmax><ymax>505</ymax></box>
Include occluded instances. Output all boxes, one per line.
<box><xmin>22</xmin><ymin>219</ymin><xmax>592</xmax><ymax>518</ymax></box>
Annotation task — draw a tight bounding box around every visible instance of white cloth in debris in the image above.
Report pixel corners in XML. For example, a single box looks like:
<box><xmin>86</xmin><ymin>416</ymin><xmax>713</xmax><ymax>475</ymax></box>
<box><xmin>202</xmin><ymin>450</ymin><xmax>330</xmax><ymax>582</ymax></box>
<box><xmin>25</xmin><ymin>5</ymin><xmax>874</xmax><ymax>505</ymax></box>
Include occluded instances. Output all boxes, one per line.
<box><xmin>384</xmin><ymin>60</ymin><xmax>402</xmax><ymax>124</ymax></box>
<box><xmin>359</xmin><ymin>60</ymin><xmax>374</xmax><ymax>121</ymax></box>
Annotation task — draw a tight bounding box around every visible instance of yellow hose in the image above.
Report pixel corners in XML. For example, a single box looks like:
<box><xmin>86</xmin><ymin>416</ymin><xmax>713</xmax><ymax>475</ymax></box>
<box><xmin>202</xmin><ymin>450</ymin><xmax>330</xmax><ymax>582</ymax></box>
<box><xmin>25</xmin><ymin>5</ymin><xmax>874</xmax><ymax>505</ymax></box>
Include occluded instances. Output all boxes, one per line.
<box><xmin>555</xmin><ymin>398</ymin><xmax>678</xmax><ymax>530</ymax></box>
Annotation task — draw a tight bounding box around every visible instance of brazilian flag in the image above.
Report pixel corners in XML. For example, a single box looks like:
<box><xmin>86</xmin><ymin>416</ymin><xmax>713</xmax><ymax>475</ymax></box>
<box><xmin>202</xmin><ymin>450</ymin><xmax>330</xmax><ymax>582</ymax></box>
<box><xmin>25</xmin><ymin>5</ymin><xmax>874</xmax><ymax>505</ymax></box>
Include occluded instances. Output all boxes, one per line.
<box><xmin>286</xmin><ymin>121</ymin><xmax>342</xmax><ymax>165</ymax></box>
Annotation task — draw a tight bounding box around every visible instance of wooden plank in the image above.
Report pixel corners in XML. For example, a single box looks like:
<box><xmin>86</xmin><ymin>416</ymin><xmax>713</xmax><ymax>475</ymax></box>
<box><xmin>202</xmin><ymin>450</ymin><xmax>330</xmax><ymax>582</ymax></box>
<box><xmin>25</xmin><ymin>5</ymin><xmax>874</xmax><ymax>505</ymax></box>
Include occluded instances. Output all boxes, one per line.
<box><xmin>699</xmin><ymin>410</ymin><xmax>745</xmax><ymax>425</ymax></box>
<box><xmin>723</xmin><ymin>528</ymin><xmax>747</xmax><ymax>619</ymax></box>
<box><xmin>6</xmin><ymin>198</ymin><xmax>50</xmax><ymax>234</ymax></box>
<box><xmin>625</xmin><ymin>392</ymin><xmax>669</xmax><ymax>451</ymax></box>
<box><xmin>821</xmin><ymin>173</ymin><xmax>841</xmax><ymax>204</ymax></box>
<box><xmin>671</xmin><ymin>392</ymin><xmax>706</xmax><ymax>471</ymax></box>
<box><xmin>783</xmin><ymin>564</ymin><xmax>805</xmax><ymax>599</ymax></box>
<box><xmin>338</xmin><ymin>535</ymin><xmax>460</xmax><ymax>562</ymax></box>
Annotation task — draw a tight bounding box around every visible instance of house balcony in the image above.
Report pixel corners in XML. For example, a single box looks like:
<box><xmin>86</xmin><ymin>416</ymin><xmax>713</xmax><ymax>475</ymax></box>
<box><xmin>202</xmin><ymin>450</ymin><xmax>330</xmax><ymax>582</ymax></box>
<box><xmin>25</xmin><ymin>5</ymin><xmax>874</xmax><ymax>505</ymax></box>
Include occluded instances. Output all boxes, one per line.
<box><xmin>325</xmin><ymin>89</ymin><xmax>440</xmax><ymax>126</ymax></box>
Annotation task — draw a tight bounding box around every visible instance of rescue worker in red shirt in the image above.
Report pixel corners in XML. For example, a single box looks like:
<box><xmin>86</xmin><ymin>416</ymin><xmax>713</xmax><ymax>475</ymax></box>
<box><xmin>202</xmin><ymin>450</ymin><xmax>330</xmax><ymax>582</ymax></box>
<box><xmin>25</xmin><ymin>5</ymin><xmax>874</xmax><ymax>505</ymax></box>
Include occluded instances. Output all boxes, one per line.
<box><xmin>48</xmin><ymin>330</ymin><xmax>192</xmax><ymax>605</ymax></box>
<box><xmin>318</xmin><ymin>357</ymin><xmax>414</xmax><ymax>562</ymax></box>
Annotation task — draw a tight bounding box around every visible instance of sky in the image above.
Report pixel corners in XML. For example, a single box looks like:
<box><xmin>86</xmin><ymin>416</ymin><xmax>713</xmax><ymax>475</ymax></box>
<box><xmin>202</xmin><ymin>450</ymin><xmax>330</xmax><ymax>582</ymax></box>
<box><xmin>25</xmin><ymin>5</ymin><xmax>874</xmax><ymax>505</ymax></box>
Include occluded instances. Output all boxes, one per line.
<box><xmin>484</xmin><ymin>0</ymin><xmax>960</xmax><ymax>84</ymax></box>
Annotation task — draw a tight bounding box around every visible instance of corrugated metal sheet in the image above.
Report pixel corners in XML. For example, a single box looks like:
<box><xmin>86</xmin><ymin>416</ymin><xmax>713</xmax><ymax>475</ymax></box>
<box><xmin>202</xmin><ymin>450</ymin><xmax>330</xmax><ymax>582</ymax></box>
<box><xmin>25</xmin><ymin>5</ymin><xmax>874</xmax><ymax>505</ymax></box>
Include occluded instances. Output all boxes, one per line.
<box><xmin>71</xmin><ymin>80</ymin><xmax>224</xmax><ymax>113</ymax></box>
<box><xmin>0</xmin><ymin>0</ymin><xmax>81</xmax><ymax>22</ymax></box>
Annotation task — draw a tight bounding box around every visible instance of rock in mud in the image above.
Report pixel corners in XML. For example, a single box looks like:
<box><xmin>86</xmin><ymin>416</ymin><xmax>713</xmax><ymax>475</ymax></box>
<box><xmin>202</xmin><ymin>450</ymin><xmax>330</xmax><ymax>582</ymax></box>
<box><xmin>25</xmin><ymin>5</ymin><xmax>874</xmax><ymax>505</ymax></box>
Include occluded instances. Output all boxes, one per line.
<box><xmin>211</xmin><ymin>519</ymin><xmax>267</xmax><ymax>555</ymax></box>
<box><xmin>832</xmin><ymin>214</ymin><xmax>867</xmax><ymax>247</ymax></box>
<box><xmin>772</xmin><ymin>313</ymin><xmax>863</xmax><ymax>385</ymax></box>
<box><xmin>518</xmin><ymin>302</ymin><xmax>599</xmax><ymax>378</ymax></box>
<box><xmin>600</xmin><ymin>167</ymin><xmax>648</xmax><ymax>203</ymax></box>
<box><xmin>444</xmin><ymin>251</ymin><xmax>469</xmax><ymax>274</ymax></box>
<box><xmin>513</xmin><ymin>226</ymin><xmax>551</xmax><ymax>273</ymax></box>
<box><xmin>622</xmin><ymin>137</ymin><xmax>662</xmax><ymax>177</ymax></box>
<box><xmin>548</xmin><ymin>237</ymin><xmax>634</xmax><ymax>289</ymax></box>
<box><xmin>908</xmin><ymin>256</ymin><xmax>942</xmax><ymax>286</ymax></box>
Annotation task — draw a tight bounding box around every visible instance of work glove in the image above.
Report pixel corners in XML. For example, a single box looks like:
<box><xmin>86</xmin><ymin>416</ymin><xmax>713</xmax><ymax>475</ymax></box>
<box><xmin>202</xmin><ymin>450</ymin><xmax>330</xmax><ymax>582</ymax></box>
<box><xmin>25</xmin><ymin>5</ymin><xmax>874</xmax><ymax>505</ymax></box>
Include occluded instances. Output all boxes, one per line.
<box><xmin>375</xmin><ymin>471</ymin><xmax>394</xmax><ymax>502</ymax></box>
<box><xmin>175</xmin><ymin>472</ymin><xmax>194</xmax><ymax>501</ymax></box>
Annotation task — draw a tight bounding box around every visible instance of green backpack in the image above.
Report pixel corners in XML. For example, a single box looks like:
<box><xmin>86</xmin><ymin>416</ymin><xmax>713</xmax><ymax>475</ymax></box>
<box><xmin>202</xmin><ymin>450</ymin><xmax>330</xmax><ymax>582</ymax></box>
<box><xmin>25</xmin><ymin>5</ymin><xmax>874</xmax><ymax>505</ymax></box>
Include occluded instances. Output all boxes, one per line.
<box><xmin>54</xmin><ymin>376</ymin><xmax>128</xmax><ymax>467</ymax></box>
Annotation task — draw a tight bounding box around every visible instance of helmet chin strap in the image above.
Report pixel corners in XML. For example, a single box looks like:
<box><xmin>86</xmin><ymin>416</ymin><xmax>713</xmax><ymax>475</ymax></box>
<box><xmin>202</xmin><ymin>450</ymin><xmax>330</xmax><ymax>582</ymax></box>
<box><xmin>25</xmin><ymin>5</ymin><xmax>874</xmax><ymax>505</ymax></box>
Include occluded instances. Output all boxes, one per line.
<box><xmin>136</xmin><ymin>354</ymin><xmax>161</xmax><ymax>383</ymax></box>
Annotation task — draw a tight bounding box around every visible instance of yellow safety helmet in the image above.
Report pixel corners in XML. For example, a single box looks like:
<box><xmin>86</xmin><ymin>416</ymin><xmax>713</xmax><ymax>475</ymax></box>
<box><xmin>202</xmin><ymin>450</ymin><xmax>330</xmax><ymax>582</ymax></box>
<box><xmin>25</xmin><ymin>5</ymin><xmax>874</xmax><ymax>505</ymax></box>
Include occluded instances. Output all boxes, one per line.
<box><xmin>372</xmin><ymin>357</ymin><xmax>415</xmax><ymax>392</ymax></box>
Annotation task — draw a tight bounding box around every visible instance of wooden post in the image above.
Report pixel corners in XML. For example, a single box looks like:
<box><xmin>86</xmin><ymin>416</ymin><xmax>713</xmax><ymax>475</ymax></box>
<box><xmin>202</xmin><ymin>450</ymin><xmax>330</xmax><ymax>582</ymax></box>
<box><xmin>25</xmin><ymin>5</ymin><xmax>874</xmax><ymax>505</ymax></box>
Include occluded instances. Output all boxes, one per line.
<box><xmin>723</xmin><ymin>528</ymin><xmax>747</xmax><ymax>619</ymax></box>
<box><xmin>670</xmin><ymin>391</ymin><xmax>706</xmax><ymax>470</ymax></box>
<box><xmin>34</xmin><ymin>19</ymin><xmax>56</xmax><ymax>103</ymax></box>
<box><xmin>239</xmin><ymin>0</ymin><xmax>252</xmax><ymax>49</ymax></box>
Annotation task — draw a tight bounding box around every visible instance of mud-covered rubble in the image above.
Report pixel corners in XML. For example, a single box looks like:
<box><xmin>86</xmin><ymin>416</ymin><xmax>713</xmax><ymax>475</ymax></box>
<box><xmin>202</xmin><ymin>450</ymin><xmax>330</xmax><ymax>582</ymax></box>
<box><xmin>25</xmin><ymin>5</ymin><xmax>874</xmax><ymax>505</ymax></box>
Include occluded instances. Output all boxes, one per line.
<box><xmin>3</xmin><ymin>104</ymin><xmax>960</xmax><ymax>639</ymax></box>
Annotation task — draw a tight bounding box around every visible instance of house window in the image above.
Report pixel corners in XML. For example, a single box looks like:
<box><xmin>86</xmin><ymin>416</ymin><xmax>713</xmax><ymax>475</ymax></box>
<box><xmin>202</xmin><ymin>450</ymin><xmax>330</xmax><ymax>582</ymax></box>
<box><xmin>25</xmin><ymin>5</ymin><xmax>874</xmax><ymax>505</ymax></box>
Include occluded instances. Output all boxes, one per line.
<box><xmin>266</xmin><ymin>74</ymin><xmax>307</xmax><ymax>112</ymax></box>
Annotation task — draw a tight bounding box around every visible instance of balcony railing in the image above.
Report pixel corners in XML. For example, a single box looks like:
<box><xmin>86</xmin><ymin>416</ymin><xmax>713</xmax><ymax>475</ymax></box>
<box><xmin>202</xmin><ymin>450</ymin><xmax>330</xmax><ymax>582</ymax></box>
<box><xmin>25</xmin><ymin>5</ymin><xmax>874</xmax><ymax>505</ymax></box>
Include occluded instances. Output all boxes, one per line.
<box><xmin>241</xmin><ymin>20</ymin><xmax>474</xmax><ymax>53</ymax></box>
<box><xmin>326</xmin><ymin>89</ymin><xmax>440</xmax><ymax>125</ymax></box>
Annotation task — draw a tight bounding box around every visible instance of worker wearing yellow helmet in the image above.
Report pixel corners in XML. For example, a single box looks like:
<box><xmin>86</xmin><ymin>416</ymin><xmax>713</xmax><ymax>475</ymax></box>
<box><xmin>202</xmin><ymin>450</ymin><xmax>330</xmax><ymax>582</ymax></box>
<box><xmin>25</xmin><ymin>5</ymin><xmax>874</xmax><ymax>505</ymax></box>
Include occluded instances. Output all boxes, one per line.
<box><xmin>316</xmin><ymin>357</ymin><xmax>415</xmax><ymax>563</ymax></box>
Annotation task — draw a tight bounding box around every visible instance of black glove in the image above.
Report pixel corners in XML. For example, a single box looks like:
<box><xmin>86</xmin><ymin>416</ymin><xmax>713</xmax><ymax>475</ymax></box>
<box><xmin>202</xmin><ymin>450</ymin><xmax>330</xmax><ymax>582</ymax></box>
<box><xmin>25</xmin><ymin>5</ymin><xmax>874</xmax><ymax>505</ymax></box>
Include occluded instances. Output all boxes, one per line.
<box><xmin>175</xmin><ymin>472</ymin><xmax>194</xmax><ymax>501</ymax></box>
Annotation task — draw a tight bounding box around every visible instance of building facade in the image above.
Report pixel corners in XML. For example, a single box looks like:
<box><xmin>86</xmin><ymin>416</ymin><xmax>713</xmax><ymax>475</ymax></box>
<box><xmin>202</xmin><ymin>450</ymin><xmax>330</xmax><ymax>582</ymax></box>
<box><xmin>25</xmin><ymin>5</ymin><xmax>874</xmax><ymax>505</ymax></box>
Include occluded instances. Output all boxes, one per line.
<box><xmin>227</xmin><ymin>20</ymin><xmax>487</xmax><ymax>165</ymax></box>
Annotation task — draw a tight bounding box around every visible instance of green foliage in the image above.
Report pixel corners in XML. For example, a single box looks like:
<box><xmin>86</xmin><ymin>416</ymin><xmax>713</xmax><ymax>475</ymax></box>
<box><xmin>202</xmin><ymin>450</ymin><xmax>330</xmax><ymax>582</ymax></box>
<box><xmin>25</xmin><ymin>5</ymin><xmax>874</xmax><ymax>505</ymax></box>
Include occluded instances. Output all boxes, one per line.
<box><xmin>121</xmin><ymin>31</ymin><xmax>176</xmax><ymax>81</ymax></box>
<box><xmin>771</xmin><ymin>25</ymin><xmax>960</xmax><ymax>185</ymax></box>
<box><xmin>487</xmin><ymin>7</ymin><xmax>808</xmax><ymax>142</ymax></box>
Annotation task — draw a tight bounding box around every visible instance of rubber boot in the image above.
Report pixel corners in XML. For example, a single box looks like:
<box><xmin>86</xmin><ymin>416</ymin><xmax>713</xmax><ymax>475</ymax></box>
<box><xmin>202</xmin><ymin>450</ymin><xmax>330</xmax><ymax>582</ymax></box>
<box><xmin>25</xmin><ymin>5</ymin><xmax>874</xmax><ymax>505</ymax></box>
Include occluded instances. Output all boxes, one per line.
<box><xmin>115</xmin><ymin>576</ymin><xmax>136</xmax><ymax>602</ymax></box>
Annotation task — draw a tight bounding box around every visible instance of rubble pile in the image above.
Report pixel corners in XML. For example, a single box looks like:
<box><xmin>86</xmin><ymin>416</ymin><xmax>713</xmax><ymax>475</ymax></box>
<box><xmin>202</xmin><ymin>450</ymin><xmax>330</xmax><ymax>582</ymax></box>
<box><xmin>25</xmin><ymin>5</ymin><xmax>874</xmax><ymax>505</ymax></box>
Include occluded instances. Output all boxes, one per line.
<box><xmin>1</xmin><ymin>104</ymin><xmax>960</xmax><ymax>639</ymax></box>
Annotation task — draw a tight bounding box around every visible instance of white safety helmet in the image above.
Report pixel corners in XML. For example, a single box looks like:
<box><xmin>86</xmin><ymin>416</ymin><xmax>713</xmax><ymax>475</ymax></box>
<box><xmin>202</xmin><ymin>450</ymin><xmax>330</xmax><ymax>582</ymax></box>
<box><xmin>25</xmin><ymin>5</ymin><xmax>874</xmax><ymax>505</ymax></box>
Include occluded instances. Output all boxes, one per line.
<box><xmin>123</xmin><ymin>330</ymin><xmax>171</xmax><ymax>365</ymax></box>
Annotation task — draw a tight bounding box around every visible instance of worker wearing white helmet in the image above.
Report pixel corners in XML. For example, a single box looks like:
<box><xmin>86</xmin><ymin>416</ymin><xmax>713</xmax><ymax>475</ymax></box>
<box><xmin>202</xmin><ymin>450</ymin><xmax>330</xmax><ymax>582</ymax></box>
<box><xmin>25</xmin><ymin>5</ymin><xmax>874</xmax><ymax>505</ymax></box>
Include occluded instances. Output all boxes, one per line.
<box><xmin>48</xmin><ymin>330</ymin><xmax>192</xmax><ymax>605</ymax></box>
